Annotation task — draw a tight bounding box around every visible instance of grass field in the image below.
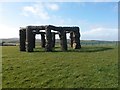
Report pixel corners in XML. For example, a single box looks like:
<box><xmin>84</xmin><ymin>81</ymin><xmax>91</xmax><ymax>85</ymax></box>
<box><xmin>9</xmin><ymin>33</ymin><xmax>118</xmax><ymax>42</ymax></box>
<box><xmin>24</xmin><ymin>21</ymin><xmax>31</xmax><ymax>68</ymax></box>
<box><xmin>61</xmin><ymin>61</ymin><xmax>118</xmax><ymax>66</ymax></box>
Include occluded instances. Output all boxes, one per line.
<box><xmin>2</xmin><ymin>44</ymin><xmax>118</xmax><ymax>88</ymax></box>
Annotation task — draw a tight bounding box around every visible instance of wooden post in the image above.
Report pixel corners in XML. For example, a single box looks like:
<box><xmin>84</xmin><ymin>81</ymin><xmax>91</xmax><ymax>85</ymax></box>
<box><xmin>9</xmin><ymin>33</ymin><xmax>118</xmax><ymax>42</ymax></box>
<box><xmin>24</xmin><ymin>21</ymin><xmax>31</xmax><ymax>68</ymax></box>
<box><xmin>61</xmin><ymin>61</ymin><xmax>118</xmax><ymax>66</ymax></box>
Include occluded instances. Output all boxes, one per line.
<box><xmin>33</xmin><ymin>34</ymin><xmax>36</xmax><ymax>48</ymax></box>
<box><xmin>59</xmin><ymin>30</ymin><xmax>67</xmax><ymax>51</ymax></box>
<box><xmin>73</xmin><ymin>27</ymin><xmax>81</xmax><ymax>49</ymax></box>
<box><xmin>19</xmin><ymin>29</ymin><xmax>26</xmax><ymax>51</ymax></box>
<box><xmin>41</xmin><ymin>33</ymin><xmax>46</xmax><ymax>48</ymax></box>
<box><xmin>52</xmin><ymin>32</ymin><xmax>55</xmax><ymax>48</ymax></box>
<box><xmin>45</xmin><ymin>26</ymin><xmax>52</xmax><ymax>51</ymax></box>
<box><xmin>26</xmin><ymin>26</ymin><xmax>34</xmax><ymax>52</ymax></box>
<box><xmin>70</xmin><ymin>32</ymin><xmax>73</xmax><ymax>48</ymax></box>
<box><xmin>76</xmin><ymin>27</ymin><xmax>81</xmax><ymax>49</ymax></box>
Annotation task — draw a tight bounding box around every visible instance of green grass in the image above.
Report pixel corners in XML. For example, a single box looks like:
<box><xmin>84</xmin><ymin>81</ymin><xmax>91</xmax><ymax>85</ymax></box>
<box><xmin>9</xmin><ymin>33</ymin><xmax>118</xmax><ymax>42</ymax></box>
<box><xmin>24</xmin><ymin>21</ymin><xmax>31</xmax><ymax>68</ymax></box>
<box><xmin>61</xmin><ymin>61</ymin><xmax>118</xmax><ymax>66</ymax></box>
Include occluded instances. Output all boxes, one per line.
<box><xmin>2</xmin><ymin>45</ymin><xmax>118</xmax><ymax>88</ymax></box>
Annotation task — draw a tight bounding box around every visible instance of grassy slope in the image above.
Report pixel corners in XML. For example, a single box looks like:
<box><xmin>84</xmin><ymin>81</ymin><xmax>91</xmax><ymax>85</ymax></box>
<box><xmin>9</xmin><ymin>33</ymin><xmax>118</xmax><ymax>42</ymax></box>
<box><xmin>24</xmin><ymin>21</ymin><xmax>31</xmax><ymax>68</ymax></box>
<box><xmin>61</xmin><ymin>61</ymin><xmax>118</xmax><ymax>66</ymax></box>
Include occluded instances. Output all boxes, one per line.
<box><xmin>2</xmin><ymin>45</ymin><xmax>118</xmax><ymax>88</ymax></box>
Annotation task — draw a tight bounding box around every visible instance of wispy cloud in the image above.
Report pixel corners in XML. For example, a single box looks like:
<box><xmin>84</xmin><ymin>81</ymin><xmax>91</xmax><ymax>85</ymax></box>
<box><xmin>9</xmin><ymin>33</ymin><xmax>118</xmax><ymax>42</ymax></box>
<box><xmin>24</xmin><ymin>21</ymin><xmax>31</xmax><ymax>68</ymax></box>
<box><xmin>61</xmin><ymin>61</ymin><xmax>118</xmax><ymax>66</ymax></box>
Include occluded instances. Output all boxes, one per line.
<box><xmin>22</xmin><ymin>3</ymin><xmax>50</xmax><ymax>20</ymax></box>
<box><xmin>82</xmin><ymin>27</ymin><xmax>118</xmax><ymax>41</ymax></box>
<box><xmin>45</xmin><ymin>3</ymin><xmax>59</xmax><ymax>11</ymax></box>
<box><xmin>0</xmin><ymin>24</ymin><xmax>19</xmax><ymax>38</ymax></box>
<box><xmin>22</xmin><ymin>2</ymin><xmax>59</xmax><ymax>20</ymax></box>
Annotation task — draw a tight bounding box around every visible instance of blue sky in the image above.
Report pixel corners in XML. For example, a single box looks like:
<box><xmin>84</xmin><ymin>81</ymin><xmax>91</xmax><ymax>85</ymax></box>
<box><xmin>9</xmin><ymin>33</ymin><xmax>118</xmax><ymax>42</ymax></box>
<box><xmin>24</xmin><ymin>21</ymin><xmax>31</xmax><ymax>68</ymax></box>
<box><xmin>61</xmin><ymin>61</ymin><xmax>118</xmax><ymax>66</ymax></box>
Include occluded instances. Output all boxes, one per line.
<box><xmin>0</xmin><ymin>1</ymin><xmax>118</xmax><ymax>41</ymax></box>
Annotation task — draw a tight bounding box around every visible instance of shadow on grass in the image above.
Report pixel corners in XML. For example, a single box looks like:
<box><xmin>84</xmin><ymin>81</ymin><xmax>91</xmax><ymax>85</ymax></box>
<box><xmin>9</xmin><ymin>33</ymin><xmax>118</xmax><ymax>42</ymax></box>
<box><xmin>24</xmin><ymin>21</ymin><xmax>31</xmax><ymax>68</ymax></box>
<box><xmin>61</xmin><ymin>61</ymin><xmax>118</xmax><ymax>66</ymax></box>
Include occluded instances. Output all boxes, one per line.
<box><xmin>33</xmin><ymin>46</ymin><xmax>114</xmax><ymax>53</ymax></box>
<box><xmin>68</xmin><ymin>47</ymin><xmax>114</xmax><ymax>53</ymax></box>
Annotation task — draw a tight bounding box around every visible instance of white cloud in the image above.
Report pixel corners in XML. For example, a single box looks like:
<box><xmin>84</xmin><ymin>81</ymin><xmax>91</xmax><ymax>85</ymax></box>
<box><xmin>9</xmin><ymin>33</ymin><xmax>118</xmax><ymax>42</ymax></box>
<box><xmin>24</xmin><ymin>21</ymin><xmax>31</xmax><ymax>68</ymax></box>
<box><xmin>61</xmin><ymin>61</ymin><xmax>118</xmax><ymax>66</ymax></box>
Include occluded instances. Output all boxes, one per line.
<box><xmin>0</xmin><ymin>24</ymin><xmax>19</xmax><ymax>38</ymax></box>
<box><xmin>22</xmin><ymin>2</ymin><xmax>59</xmax><ymax>20</ymax></box>
<box><xmin>81</xmin><ymin>27</ymin><xmax>118</xmax><ymax>41</ymax></box>
<box><xmin>45</xmin><ymin>3</ymin><xmax>59</xmax><ymax>11</ymax></box>
<box><xmin>23</xmin><ymin>4</ymin><xmax>50</xmax><ymax>20</ymax></box>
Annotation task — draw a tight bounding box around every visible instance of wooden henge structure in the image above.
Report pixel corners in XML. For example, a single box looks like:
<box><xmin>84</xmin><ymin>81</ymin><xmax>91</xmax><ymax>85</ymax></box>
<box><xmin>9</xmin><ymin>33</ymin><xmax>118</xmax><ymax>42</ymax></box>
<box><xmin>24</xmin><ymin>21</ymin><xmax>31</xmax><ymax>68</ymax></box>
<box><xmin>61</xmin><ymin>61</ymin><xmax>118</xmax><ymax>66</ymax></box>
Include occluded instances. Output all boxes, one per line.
<box><xmin>19</xmin><ymin>25</ymin><xmax>81</xmax><ymax>52</ymax></box>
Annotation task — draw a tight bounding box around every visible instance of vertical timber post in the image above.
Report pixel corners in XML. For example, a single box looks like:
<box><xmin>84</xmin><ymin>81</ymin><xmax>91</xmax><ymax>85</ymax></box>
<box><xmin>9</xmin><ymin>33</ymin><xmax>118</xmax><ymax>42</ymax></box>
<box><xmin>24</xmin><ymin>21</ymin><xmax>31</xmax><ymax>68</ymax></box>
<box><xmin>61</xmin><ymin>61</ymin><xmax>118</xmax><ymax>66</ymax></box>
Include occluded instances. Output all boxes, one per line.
<box><xmin>26</xmin><ymin>26</ymin><xmax>34</xmax><ymax>52</ymax></box>
<box><xmin>52</xmin><ymin>32</ymin><xmax>55</xmax><ymax>48</ymax></box>
<box><xmin>33</xmin><ymin>34</ymin><xmax>36</xmax><ymax>48</ymax></box>
<box><xmin>45</xmin><ymin>26</ymin><xmax>52</xmax><ymax>51</ymax></box>
<box><xmin>59</xmin><ymin>29</ymin><xmax>67</xmax><ymax>51</ymax></box>
<box><xmin>76</xmin><ymin>27</ymin><xmax>81</xmax><ymax>49</ymax></box>
<box><xmin>19</xmin><ymin>29</ymin><xmax>26</xmax><ymax>51</ymax></box>
<box><xmin>73</xmin><ymin>27</ymin><xmax>81</xmax><ymax>49</ymax></box>
<box><xmin>70</xmin><ymin>32</ymin><xmax>73</xmax><ymax>48</ymax></box>
<box><xmin>41</xmin><ymin>33</ymin><xmax>46</xmax><ymax>48</ymax></box>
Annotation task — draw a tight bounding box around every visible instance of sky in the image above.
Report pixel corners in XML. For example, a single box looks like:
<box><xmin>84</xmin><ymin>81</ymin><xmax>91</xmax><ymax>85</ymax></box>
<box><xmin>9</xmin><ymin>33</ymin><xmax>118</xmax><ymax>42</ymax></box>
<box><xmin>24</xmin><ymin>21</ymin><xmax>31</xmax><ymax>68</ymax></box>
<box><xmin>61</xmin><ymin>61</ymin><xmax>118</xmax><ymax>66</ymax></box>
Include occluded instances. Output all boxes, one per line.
<box><xmin>0</xmin><ymin>0</ymin><xmax>119</xmax><ymax>41</ymax></box>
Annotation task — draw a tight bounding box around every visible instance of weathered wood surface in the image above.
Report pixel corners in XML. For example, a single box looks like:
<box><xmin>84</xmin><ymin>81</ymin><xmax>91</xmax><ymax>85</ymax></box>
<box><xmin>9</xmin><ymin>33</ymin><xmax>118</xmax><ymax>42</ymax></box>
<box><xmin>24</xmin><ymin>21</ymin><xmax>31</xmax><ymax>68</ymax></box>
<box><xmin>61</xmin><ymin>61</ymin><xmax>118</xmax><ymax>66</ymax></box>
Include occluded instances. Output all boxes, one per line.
<box><xmin>19</xmin><ymin>25</ymin><xmax>81</xmax><ymax>52</ymax></box>
<box><xmin>19</xmin><ymin>29</ymin><xmax>26</xmax><ymax>51</ymax></box>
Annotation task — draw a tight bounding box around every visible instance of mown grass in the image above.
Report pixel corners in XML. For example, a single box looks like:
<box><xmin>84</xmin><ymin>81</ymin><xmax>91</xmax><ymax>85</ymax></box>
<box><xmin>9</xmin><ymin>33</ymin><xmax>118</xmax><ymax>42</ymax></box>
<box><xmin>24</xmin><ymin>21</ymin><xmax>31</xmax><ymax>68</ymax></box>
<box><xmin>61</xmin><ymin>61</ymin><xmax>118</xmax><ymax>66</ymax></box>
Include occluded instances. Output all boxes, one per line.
<box><xmin>2</xmin><ymin>45</ymin><xmax>118</xmax><ymax>88</ymax></box>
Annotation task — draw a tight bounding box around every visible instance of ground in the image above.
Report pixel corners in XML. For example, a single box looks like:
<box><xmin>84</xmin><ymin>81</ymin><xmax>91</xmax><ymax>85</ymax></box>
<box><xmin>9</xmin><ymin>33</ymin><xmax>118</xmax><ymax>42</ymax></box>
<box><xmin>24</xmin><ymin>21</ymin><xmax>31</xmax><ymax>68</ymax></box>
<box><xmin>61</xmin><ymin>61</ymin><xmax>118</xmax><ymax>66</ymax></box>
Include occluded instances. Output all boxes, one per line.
<box><xmin>2</xmin><ymin>44</ymin><xmax>118</xmax><ymax>88</ymax></box>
